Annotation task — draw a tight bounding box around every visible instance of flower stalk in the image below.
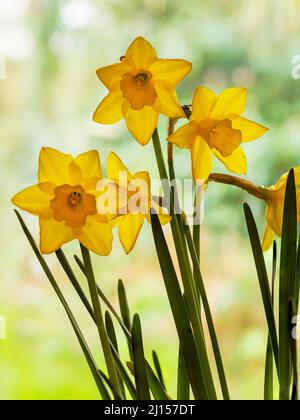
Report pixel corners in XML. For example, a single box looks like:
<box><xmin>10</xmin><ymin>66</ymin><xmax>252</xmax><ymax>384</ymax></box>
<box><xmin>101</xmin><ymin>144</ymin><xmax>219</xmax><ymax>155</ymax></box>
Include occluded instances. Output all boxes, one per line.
<box><xmin>208</xmin><ymin>172</ymin><xmax>266</xmax><ymax>200</ymax></box>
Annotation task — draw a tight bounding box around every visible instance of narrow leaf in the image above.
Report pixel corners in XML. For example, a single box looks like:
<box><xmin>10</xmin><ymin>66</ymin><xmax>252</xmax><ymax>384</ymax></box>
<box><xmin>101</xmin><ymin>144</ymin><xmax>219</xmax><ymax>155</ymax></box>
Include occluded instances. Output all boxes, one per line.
<box><xmin>80</xmin><ymin>244</ymin><xmax>121</xmax><ymax>396</ymax></box>
<box><xmin>74</xmin><ymin>255</ymin><xmax>131</xmax><ymax>341</ymax></box>
<box><xmin>14</xmin><ymin>210</ymin><xmax>110</xmax><ymax>400</ymax></box>
<box><xmin>105</xmin><ymin>311</ymin><xmax>126</xmax><ymax>398</ymax></box>
<box><xmin>152</xmin><ymin>350</ymin><xmax>166</xmax><ymax>390</ymax></box>
<box><xmin>264</xmin><ymin>241</ymin><xmax>277</xmax><ymax>400</ymax></box>
<box><xmin>177</xmin><ymin>346</ymin><xmax>190</xmax><ymax>400</ymax></box>
<box><xmin>243</xmin><ymin>203</ymin><xmax>279</xmax><ymax>374</ymax></box>
<box><xmin>131</xmin><ymin>314</ymin><xmax>151</xmax><ymax>400</ymax></box>
<box><xmin>118</xmin><ymin>279</ymin><xmax>132</xmax><ymax>332</ymax></box>
<box><xmin>279</xmin><ymin>169</ymin><xmax>297</xmax><ymax>400</ymax></box>
<box><xmin>151</xmin><ymin>212</ymin><xmax>209</xmax><ymax>400</ymax></box>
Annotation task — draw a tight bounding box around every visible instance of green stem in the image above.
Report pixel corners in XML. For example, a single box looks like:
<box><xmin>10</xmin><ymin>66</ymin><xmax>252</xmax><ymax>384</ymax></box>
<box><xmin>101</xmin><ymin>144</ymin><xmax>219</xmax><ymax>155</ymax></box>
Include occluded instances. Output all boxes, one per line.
<box><xmin>152</xmin><ymin>129</ymin><xmax>217</xmax><ymax>400</ymax></box>
<box><xmin>80</xmin><ymin>244</ymin><xmax>121</xmax><ymax>395</ymax></box>
<box><xmin>183</xmin><ymin>217</ymin><xmax>230</xmax><ymax>400</ymax></box>
<box><xmin>208</xmin><ymin>173</ymin><xmax>266</xmax><ymax>200</ymax></box>
<box><xmin>14</xmin><ymin>211</ymin><xmax>110</xmax><ymax>400</ymax></box>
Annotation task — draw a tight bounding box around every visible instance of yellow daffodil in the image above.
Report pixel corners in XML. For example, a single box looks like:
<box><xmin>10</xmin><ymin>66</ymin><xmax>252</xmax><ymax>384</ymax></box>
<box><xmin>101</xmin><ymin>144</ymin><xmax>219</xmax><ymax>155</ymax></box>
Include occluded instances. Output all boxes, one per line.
<box><xmin>102</xmin><ymin>152</ymin><xmax>171</xmax><ymax>254</ymax></box>
<box><xmin>168</xmin><ymin>86</ymin><xmax>268</xmax><ymax>181</ymax></box>
<box><xmin>93</xmin><ymin>36</ymin><xmax>192</xmax><ymax>145</ymax></box>
<box><xmin>12</xmin><ymin>147</ymin><xmax>113</xmax><ymax>255</ymax></box>
<box><xmin>262</xmin><ymin>169</ymin><xmax>300</xmax><ymax>251</ymax></box>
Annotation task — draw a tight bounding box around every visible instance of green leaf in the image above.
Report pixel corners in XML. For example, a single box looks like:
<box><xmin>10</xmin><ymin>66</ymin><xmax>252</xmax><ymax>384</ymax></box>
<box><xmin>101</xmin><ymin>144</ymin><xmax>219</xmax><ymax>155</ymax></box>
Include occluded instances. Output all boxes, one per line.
<box><xmin>131</xmin><ymin>314</ymin><xmax>151</xmax><ymax>400</ymax></box>
<box><xmin>264</xmin><ymin>241</ymin><xmax>277</xmax><ymax>400</ymax></box>
<box><xmin>118</xmin><ymin>279</ymin><xmax>132</xmax><ymax>333</ymax></box>
<box><xmin>105</xmin><ymin>311</ymin><xmax>126</xmax><ymax>398</ymax></box>
<box><xmin>14</xmin><ymin>210</ymin><xmax>110</xmax><ymax>400</ymax></box>
<box><xmin>151</xmin><ymin>212</ymin><xmax>209</xmax><ymax>400</ymax></box>
<box><xmin>127</xmin><ymin>360</ymin><xmax>171</xmax><ymax>401</ymax></box>
<box><xmin>74</xmin><ymin>255</ymin><xmax>131</xmax><ymax>341</ymax></box>
<box><xmin>110</xmin><ymin>345</ymin><xmax>138</xmax><ymax>400</ymax></box>
<box><xmin>80</xmin><ymin>244</ymin><xmax>121</xmax><ymax>397</ymax></box>
<box><xmin>152</xmin><ymin>350</ymin><xmax>166</xmax><ymax>390</ymax></box>
<box><xmin>56</xmin><ymin>249</ymin><xmax>95</xmax><ymax>321</ymax></box>
<box><xmin>74</xmin><ymin>255</ymin><xmax>169</xmax><ymax>400</ymax></box>
<box><xmin>98</xmin><ymin>369</ymin><xmax>124</xmax><ymax>400</ymax></box>
<box><xmin>145</xmin><ymin>360</ymin><xmax>171</xmax><ymax>400</ymax></box>
<box><xmin>279</xmin><ymin>169</ymin><xmax>297</xmax><ymax>400</ymax></box>
<box><xmin>70</xmin><ymin>255</ymin><xmax>137</xmax><ymax>399</ymax></box>
<box><xmin>243</xmin><ymin>203</ymin><xmax>279</xmax><ymax>374</ymax></box>
<box><xmin>152</xmin><ymin>131</ymin><xmax>216</xmax><ymax>400</ymax></box>
<box><xmin>183</xmin><ymin>220</ymin><xmax>230</xmax><ymax>400</ymax></box>
<box><xmin>177</xmin><ymin>346</ymin><xmax>190</xmax><ymax>400</ymax></box>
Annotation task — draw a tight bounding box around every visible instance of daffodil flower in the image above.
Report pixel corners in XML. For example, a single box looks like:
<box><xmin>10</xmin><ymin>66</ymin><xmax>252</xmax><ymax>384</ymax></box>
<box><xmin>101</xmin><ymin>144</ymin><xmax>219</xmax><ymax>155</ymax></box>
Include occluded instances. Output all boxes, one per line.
<box><xmin>168</xmin><ymin>87</ymin><xmax>268</xmax><ymax>181</ymax></box>
<box><xmin>103</xmin><ymin>152</ymin><xmax>171</xmax><ymax>254</ymax></box>
<box><xmin>262</xmin><ymin>169</ymin><xmax>300</xmax><ymax>251</ymax></box>
<box><xmin>93</xmin><ymin>36</ymin><xmax>192</xmax><ymax>145</ymax></box>
<box><xmin>12</xmin><ymin>147</ymin><xmax>113</xmax><ymax>255</ymax></box>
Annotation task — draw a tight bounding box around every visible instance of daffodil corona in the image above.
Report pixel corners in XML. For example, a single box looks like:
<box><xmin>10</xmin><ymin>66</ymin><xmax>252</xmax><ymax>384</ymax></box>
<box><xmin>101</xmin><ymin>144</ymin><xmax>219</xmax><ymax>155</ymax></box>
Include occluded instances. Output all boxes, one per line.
<box><xmin>168</xmin><ymin>87</ymin><xmax>268</xmax><ymax>181</ymax></box>
<box><xmin>93</xmin><ymin>37</ymin><xmax>192</xmax><ymax>145</ymax></box>
<box><xmin>12</xmin><ymin>147</ymin><xmax>113</xmax><ymax>255</ymax></box>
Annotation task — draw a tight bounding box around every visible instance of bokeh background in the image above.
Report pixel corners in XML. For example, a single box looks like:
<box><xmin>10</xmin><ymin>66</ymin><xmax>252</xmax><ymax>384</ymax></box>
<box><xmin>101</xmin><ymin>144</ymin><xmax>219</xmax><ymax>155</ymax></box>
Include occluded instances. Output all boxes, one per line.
<box><xmin>1</xmin><ymin>0</ymin><xmax>300</xmax><ymax>400</ymax></box>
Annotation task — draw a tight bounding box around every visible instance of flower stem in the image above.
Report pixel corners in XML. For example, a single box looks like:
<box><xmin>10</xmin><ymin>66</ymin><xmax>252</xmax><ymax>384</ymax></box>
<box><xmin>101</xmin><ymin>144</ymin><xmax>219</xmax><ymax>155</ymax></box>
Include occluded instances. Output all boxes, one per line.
<box><xmin>80</xmin><ymin>244</ymin><xmax>121</xmax><ymax>397</ymax></box>
<box><xmin>208</xmin><ymin>173</ymin><xmax>266</xmax><ymax>200</ymax></box>
<box><xmin>183</xmin><ymin>214</ymin><xmax>230</xmax><ymax>400</ymax></box>
<box><xmin>152</xmin><ymin>128</ymin><xmax>217</xmax><ymax>400</ymax></box>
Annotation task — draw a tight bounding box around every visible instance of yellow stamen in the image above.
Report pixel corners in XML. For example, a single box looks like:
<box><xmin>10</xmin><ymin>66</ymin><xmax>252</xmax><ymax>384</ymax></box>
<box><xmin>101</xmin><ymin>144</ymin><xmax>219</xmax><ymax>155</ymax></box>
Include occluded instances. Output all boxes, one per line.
<box><xmin>133</xmin><ymin>72</ymin><xmax>149</xmax><ymax>86</ymax></box>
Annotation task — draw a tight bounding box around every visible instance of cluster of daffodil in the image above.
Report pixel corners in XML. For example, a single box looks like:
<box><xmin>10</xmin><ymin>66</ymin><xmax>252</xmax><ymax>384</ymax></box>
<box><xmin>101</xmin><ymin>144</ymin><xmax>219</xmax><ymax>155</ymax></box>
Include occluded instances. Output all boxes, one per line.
<box><xmin>11</xmin><ymin>37</ymin><xmax>299</xmax><ymax>401</ymax></box>
<box><xmin>12</xmin><ymin>36</ymin><xmax>300</xmax><ymax>255</ymax></box>
<box><xmin>12</xmin><ymin>147</ymin><xmax>170</xmax><ymax>255</ymax></box>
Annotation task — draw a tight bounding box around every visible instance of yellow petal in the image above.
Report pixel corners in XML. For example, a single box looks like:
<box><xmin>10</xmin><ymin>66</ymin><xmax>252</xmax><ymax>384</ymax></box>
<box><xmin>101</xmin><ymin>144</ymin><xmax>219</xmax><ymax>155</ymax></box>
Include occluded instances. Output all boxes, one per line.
<box><xmin>123</xmin><ymin>104</ymin><xmax>158</xmax><ymax>145</ymax></box>
<box><xmin>96</xmin><ymin>62</ymin><xmax>131</xmax><ymax>90</ymax></box>
<box><xmin>262</xmin><ymin>224</ymin><xmax>275</xmax><ymax>252</ymax></box>
<box><xmin>126</xmin><ymin>36</ymin><xmax>157</xmax><ymax>69</ymax></box>
<box><xmin>12</xmin><ymin>184</ymin><xmax>53</xmax><ymax>216</ymax></box>
<box><xmin>211</xmin><ymin>87</ymin><xmax>247</xmax><ymax>119</ymax></box>
<box><xmin>191</xmin><ymin>137</ymin><xmax>212</xmax><ymax>182</ymax></box>
<box><xmin>93</xmin><ymin>89</ymin><xmax>124</xmax><ymax>124</ymax></box>
<box><xmin>39</xmin><ymin>218</ymin><xmax>74</xmax><ymax>254</ymax></box>
<box><xmin>190</xmin><ymin>87</ymin><xmax>217</xmax><ymax>121</ymax></box>
<box><xmin>107</xmin><ymin>151</ymin><xmax>133</xmax><ymax>182</ymax></box>
<box><xmin>134</xmin><ymin>171</ymin><xmax>151</xmax><ymax>190</ymax></box>
<box><xmin>168</xmin><ymin>121</ymin><xmax>198</xmax><ymax>149</ymax></box>
<box><xmin>266</xmin><ymin>198</ymin><xmax>284</xmax><ymax>236</ymax></box>
<box><xmin>79</xmin><ymin>216</ymin><xmax>113</xmax><ymax>256</ymax></box>
<box><xmin>153</xmin><ymin>80</ymin><xmax>185</xmax><ymax>118</ymax></box>
<box><xmin>74</xmin><ymin>150</ymin><xmax>102</xmax><ymax>185</ymax></box>
<box><xmin>213</xmin><ymin>146</ymin><xmax>247</xmax><ymax>174</ymax></box>
<box><xmin>38</xmin><ymin>147</ymin><xmax>73</xmax><ymax>185</ymax></box>
<box><xmin>118</xmin><ymin>213</ymin><xmax>144</xmax><ymax>254</ymax></box>
<box><xmin>149</xmin><ymin>59</ymin><xmax>192</xmax><ymax>85</ymax></box>
<box><xmin>231</xmin><ymin>116</ymin><xmax>269</xmax><ymax>142</ymax></box>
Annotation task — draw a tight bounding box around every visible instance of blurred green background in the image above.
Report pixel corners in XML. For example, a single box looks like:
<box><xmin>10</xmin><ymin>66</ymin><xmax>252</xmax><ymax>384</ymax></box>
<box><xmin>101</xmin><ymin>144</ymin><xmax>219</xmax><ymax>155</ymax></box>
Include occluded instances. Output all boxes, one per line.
<box><xmin>1</xmin><ymin>0</ymin><xmax>300</xmax><ymax>400</ymax></box>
